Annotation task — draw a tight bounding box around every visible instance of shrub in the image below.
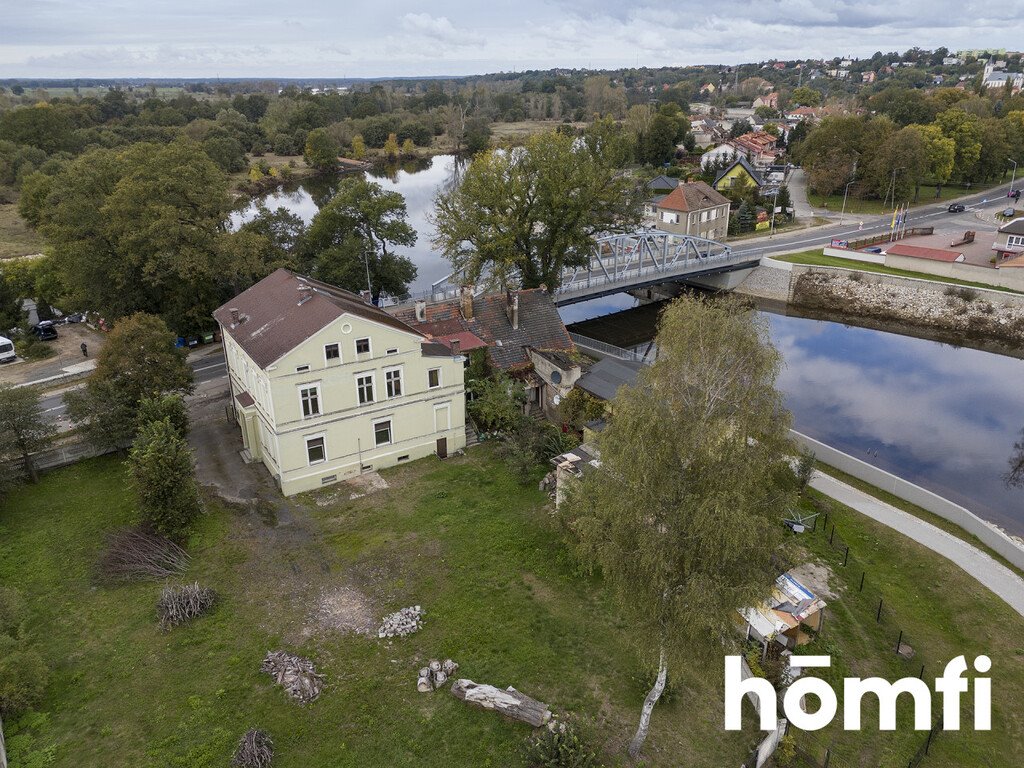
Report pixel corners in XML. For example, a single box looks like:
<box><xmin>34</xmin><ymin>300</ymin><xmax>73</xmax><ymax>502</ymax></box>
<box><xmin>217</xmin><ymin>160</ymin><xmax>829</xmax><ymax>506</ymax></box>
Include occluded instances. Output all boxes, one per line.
<box><xmin>0</xmin><ymin>638</ymin><xmax>48</xmax><ymax>717</ymax></box>
<box><xmin>523</xmin><ymin>716</ymin><xmax>603</xmax><ymax>768</ymax></box>
<box><xmin>129</xmin><ymin>417</ymin><xmax>203</xmax><ymax>540</ymax></box>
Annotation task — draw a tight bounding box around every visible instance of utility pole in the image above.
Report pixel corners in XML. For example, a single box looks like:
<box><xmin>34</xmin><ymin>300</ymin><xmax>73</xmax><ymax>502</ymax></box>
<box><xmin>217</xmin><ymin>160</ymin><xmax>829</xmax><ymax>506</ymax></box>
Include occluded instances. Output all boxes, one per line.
<box><xmin>1009</xmin><ymin>157</ymin><xmax>1019</xmax><ymax>195</ymax></box>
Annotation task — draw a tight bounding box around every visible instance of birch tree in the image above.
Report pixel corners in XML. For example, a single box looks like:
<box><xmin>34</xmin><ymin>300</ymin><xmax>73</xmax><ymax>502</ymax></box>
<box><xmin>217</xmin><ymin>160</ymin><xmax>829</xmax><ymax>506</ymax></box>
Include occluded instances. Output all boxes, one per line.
<box><xmin>560</xmin><ymin>295</ymin><xmax>796</xmax><ymax>759</ymax></box>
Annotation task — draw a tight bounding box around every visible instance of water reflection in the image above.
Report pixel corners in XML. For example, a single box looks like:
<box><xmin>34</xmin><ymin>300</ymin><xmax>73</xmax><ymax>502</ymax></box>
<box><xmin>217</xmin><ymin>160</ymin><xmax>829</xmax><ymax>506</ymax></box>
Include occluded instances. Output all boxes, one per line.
<box><xmin>231</xmin><ymin>154</ymin><xmax>467</xmax><ymax>291</ymax></box>
<box><xmin>564</xmin><ymin>298</ymin><xmax>1024</xmax><ymax>535</ymax></box>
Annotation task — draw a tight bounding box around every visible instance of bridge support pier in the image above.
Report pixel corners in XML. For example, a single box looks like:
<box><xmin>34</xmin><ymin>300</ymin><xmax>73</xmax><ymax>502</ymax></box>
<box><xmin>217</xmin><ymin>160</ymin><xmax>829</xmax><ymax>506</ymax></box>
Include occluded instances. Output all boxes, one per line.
<box><xmin>681</xmin><ymin>267</ymin><xmax>757</xmax><ymax>292</ymax></box>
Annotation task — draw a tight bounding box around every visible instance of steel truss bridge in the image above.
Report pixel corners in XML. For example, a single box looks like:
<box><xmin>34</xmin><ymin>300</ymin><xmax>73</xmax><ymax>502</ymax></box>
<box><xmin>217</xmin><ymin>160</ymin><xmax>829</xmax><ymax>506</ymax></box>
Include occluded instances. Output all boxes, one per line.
<box><xmin>388</xmin><ymin>229</ymin><xmax>759</xmax><ymax>309</ymax></box>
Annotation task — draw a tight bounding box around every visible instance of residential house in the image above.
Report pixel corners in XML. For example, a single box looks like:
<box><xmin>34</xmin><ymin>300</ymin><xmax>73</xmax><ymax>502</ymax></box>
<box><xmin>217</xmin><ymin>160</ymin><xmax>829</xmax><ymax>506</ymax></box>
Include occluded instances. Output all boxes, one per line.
<box><xmin>728</xmin><ymin>131</ymin><xmax>779</xmax><ymax>166</ymax></box>
<box><xmin>785</xmin><ymin>106</ymin><xmax>819</xmax><ymax>122</ymax></box>
<box><xmin>390</xmin><ymin>287</ymin><xmax>577</xmax><ymax>418</ymax></box>
<box><xmin>712</xmin><ymin>156</ymin><xmax>766</xmax><ymax>196</ymax></box>
<box><xmin>753</xmin><ymin>92</ymin><xmax>779</xmax><ymax>110</ymax></box>
<box><xmin>862</xmin><ymin>71</ymin><xmax>876</xmax><ymax>84</ymax></box>
<box><xmin>214</xmin><ymin>269</ymin><xmax>467</xmax><ymax>496</ymax></box>
<box><xmin>642</xmin><ymin>174</ymin><xmax>678</xmax><ymax>219</ymax></box>
<box><xmin>983</xmin><ymin>59</ymin><xmax>1024</xmax><ymax>91</ymax></box>
<box><xmin>700</xmin><ymin>143</ymin><xmax>739</xmax><ymax>169</ymax></box>
<box><xmin>993</xmin><ymin>217</ymin><xmax>1024</xmax><ymax>260</ymax></box>
<box><xmin>648</xmin><ymin>181</ymin><xmax>731</xmax><ymax>241</ymax></box>
<box><xmin>699</xmin><ymin>82</ymin><xmax>717</xmax><ymax>96</ymax></box>
<box><xmin>943</xmin><ymin>56</ymin><xmax>962</xmax><ymax>66</ymax></box>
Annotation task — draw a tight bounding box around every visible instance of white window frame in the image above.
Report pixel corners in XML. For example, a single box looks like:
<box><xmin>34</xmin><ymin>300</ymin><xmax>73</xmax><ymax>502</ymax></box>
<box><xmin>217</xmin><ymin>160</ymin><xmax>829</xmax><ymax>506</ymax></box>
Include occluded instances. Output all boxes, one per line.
<box><xmin>355</xmin><ymin>372</ymin><xmax>375</xmax><ymax>405</ymax></box>
<box><xmin>355</xmin><ymin>337</ymin><xmax>372</xmax><ymax>356</ymax></box>
<box><xmin>386</xmin><ymin>347</ymin><xmax>399</xmax><ymax>355</ymax></box>
<box><xmin>373</xmin><ymin>418</ymin><xmax>393</xmax><ymax>447</ymax></box>
<box><xmin>298</xmin><ymin>382</ymin><xmax>322</xmax><ymax>418</ymax></box>
<box><xmin>295</xmin><ymin>364</ymin><xmax>310</xmax><ymax>373</ymax></box>
<box><xmin>324</xmin><ymin>342</ymin><xmax>341</xmax><ymax>365</ymax></box>
<box><xmin>305</xmin><ymin>433</ymin><xmax>327</xmax><ymax>465</ymax></box>
<box><xmin>384</xmin><ymin>365</ymin><xmax>403</xmax><ymax>399</ymax></box>
<box><xmin>1008</xmin><ymin>234</ymin><xmax>1024</xmax><ymax>248</ymax></box>
<box><xmin>433</xmin><ymin>402</ymin><xmax>451</xmax><ymax>431</ymax></box>
<box><xmin>427</xmin><ymin>367</ymin><xmax>442</xmax><ymax>389</ymax></box>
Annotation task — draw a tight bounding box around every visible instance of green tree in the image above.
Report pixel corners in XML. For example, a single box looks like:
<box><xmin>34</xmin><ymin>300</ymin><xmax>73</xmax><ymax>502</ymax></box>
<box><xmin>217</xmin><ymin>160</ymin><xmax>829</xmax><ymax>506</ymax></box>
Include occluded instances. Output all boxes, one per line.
<box><xmin>129</xmin><ymin>417</ymin><xmax>202</xmax><ymax>540</ymax></box>
<box><xmin>66</xmin><ymin>313</ymin><xmax>193</xmax><ymax>449</ymax></box>
<box><xmin>351</xmin><ymin>134</ymin><xmax>366</xmax><ymax>160</ymax></box>
<box><xmin>790</xmin><ymin>86</ymin><xmax>822</xmax><ymax>107</ymax></box>
<box><xmin>560</xmin><ymin>295</ymin><xmax>796</xmax><ymax>759</ymax></box>
<box><xmin>303</xmin><ymin>176</ymin><xmax>417</xmax><ymax>301</ymax></box>
<box><xmin>136</xmin><ymin>393</ymin><xmax>189</xmax><ymax>438</ymax></box>
<box><xmin>0</xmin><ymin>383</ymin><xmax>56</xmax><ymax>483</ymax></box>
<box><xmin>383</xmin><ymin>132</ymin><xmax>400</xmax><ymax>159</ymax></box>
<box><xmin>464</xmin><ymin>117</ymin><xmax>492</xmax><ymax>154</ymax></box>
<box><xmin>304</xmin><ymin>127</ymin><xmax>339</xmax><ymax>172</ymax></box>
<box><xmin>432</xmin><ymin>131</ymin><xmax>642</xmax><ymax>289</ymax></box>
<box><xmin>935</xmin><ymin>108</ymin><xmax>983</xmax><ymax>182</ymax></box>
<box><xmin>907</xmin><ymin>123</ymin><xmax>955</xmax><ymax>192</ymax></box>
<box><xmin>637</xmin><ymin>113</ymin><xmax>679</xmax><ymax>166</ymax></box>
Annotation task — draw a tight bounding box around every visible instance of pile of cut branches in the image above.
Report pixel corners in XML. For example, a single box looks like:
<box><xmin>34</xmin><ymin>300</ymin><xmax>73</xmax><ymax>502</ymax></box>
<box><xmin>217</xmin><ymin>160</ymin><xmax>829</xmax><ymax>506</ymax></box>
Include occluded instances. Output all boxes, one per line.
<box><xmin>232</xmin><ymin>728</ymin><xmax>274</xmax><ymax>768</ymax></box>
<box><xmin>157</xmin><ymin>582</ymin><xmax>216</xmax><ymax>630</ymax></box>
<box><xmin>97</xmin><ymin>527</ymin><xmax>189</xmax><ymax>582</ymax></box>
<box><xmin>261</xmin><ymin>650</ymin><xmax>324</xmax><ymax>704</ymax></box>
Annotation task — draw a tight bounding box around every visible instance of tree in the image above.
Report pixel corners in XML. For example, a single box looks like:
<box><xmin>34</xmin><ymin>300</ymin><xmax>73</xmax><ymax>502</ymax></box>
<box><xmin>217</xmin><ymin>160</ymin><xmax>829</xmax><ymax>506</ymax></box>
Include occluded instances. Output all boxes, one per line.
<box><xmin>464</xmin><ymin>117</ymin><xmax>492</xmax><ymax>154</ymax></box>
<box><xmin>638</xmin><ymin>114</ymin><xmax>680</xmax><ymax>166</ymax></box>
<box><xmin>401</xmin><ymin>138</ymin><xmax>416</xmax><ymax>157</ymax></box>
<box><xmin>351</xmin><ymin>134</ymin><xmax>366</xmax><ymax>160</ymax></box>
<box><xmin>560</xmin><ymin>295</ymin><xmax>796</xmax><ymax>758</ymax></box>
<box><xmin>432</xmin><ymin>131</ymin><xmax>642</xmax><ymax>290</ymax></box>
<box><xmin>304</xmin><ymin>128</ymin><xmax>339</xmax><ymax>172</ymax></box>
<box><xmin>0</xmin><ymin>384</ymin><xmax>56</xmax><ymax>483</ymax></box>
<box><xmin>303</xmin><ymin>176</ymin><xmax>417</xmax><ymax>301</ymax></box>
<box><xmin>129</xmin><ymin>417</ymin><xmax>202</xmax><ymax>540</ymax></box>
<box><xmin>66</xmin><ymin>313</ymin><xmax>194</xmax><ymax>449</ymax></box>
<box><xmin>0</xmin><ymin>270</ymin><xmax>23</xmax><ymax>332</ymax></box>
<box><xmin>935</xmin><ymin>108</ymin><xmax>983</xmax><ymax>182</ymax></box>
<box><xmin>728</xmin><ymin>119</ymin><xmax>753</xmax><ymax>139</ymax></box>
<box><xmin>383</xmin><ymin>132</ymin><xmax>400</xmax><ymax>159</ymax></box>
<box><xmin>136</xmin><ymin>393</ymin><xmax>189</xmax><ymax>438</ymax></box>
<box><xmin>790</xmin><ymin>86</ymin><xmax>822</xmax><ymax>107</ymax></box>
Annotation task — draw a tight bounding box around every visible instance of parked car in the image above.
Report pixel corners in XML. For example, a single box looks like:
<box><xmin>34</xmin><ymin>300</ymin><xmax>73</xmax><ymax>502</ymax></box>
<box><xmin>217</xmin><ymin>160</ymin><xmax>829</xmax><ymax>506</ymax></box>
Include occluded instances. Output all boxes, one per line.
<box><xmin>32</xmin><ymin>320</ymin><xmax>58</xmax><ymax>341</ymax></box>
<box><xmin>948</xmin><ymin>203</ymin><xmax>966</xmax><ymax>213</ymax></box>
<box><xmin>0</xmin><ymin>335</ymin><xmax>15</xmax><ymax>363</ymax></box>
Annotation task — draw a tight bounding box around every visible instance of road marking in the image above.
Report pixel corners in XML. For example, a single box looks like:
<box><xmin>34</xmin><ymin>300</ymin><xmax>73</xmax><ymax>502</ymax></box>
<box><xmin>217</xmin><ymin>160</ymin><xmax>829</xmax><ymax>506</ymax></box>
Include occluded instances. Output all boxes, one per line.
<box><xmin>193</xmin><ymin>361</ymin><xmax>226</xmax><ymax>373</ymax></box>
<box><xmin>43</xmin><ymin>404</ymin><xmax>67</xmax><ymax>413</ymax></box>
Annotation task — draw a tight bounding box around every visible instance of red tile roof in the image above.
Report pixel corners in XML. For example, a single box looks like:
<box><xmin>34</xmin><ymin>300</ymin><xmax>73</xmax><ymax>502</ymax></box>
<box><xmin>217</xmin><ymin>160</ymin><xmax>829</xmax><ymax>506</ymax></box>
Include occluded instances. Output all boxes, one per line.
<box><xmin>884</xmin><ymin>244</ymin><xmax>965</xmax><ymax>262</ymax></box>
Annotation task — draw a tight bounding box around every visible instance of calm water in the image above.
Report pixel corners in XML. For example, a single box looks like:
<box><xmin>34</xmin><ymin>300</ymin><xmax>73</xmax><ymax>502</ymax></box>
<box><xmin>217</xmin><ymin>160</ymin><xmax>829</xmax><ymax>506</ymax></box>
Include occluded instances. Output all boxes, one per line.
<box><xmin>231</xmin><ymin>154</ymin><xmax>465</xmax><ymax>292</ymax></box>
<box><xmin>566</xmin><ymin>295</ymin><xmax>1024</xmax><ymax>536</ymax></box>
<box><xmin>237</xmin><ymin>160</ymin><xmax>1024</xmax><ymax>535</ymax></box>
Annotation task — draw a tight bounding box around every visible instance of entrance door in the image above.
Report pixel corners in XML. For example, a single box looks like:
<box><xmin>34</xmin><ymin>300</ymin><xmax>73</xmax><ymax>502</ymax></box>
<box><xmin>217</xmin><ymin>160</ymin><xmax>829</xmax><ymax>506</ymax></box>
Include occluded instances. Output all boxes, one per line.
<box><xmin>436</xmin><ymin>437</ymin><xmax>448</xmax><ymax>459</ymax></box>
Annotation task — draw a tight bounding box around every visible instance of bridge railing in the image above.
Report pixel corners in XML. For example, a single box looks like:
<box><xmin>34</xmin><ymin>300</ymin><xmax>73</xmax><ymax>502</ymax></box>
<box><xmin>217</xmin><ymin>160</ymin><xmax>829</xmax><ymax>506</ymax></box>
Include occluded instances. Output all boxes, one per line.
<box><xmin>569</xmin><ymin>333</ymin><xmax>652</xmax><ymax>363</ymax></box>
<box><xmin>557</xmin><ymin>249</ymin><xmax>752</xmax><ymax>295</ymax></box>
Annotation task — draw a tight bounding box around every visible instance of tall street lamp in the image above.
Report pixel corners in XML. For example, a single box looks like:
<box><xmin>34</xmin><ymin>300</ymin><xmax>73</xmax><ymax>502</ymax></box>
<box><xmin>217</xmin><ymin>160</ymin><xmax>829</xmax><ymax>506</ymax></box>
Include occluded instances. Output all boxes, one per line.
<box><xmin>840</xmin><ymin>180</ymin><xmax>856</xmax><ymax>225</ymax></box>
<box><xmin>1009</xmin><ymin>158</ymin><xmax>1019</xmax><ymax>196</ymax></box>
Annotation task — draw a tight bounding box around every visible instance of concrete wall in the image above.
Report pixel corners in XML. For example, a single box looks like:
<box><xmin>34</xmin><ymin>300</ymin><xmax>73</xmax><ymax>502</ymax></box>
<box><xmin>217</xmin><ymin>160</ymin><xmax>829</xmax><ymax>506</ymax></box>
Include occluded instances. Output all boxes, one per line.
<box><xmin>822</xmin><ymin>246</ymin><xmax>885</xmax><ymax>264</ymax></box>
<box><xmin>735</xmin><ymin>261</ymin><xmax>793</xmax><ymax>302</ymax></box>
<box><xmin>885</xmin><ymin>253</ymin><xmax>1024</xmax><ymax>291</ymax></box>
<box><xmin>791</xmin><ymin>430</ymin><xmax>1024</xmax><ymax>571</ymax></box>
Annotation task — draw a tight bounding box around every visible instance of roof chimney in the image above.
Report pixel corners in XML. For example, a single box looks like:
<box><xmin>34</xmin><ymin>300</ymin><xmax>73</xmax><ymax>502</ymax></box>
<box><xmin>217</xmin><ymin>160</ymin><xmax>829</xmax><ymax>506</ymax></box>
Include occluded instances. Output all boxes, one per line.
<box><xmin>460</xmin><ymin>285</ymin><xmax>474</xmax><ymax>321</ymax></box>
<box><xmin>506</xmin><ymin>290</ymin><xmax>519</xmax><ymax>331</ymax></box>
<box><xmin>359</xmin><ymin>290</ymin><xmax>373</xmax><ymax>305</ymax></box>
<box><xmin>297</xmin><ymin>284</ymin><xmax>313</xmax><ymax>305</ymax></box>
<box><xmin>415</xmin><ymin>300</ymin><xmax>426</xmax><ymax>323</ymax></box>
<box><xmin>449</xmin><ymin>338</ymin><xmax>460</xmax><ymax>356</ymax></box>
<box><xmin>229</xmin><ymin>307</ymin><xmax>239</xmax><ymax>324</ymax></box>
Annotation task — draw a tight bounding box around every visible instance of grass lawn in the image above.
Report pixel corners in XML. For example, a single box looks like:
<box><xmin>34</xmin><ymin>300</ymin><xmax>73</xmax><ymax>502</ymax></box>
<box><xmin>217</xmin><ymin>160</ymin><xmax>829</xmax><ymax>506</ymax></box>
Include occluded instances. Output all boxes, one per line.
<box><xmin>0</xmin><ymin>450</ymin><xmax>760</xmax><ymax>767</ymax></box>
<box><xmin>808</xmin><ymin>182</ymin><xmax>1002</xmax><ymax>215</ymax></box>
<box><xmin>773</xmin><ymin>249</ymin><xmax>1024</xmax><ymax>295</ymax></box>
<box><xmin>789</xmin><ymin>488</ymin><xmax>1024</xmax><ymax>766</ymax></box>
<box><xmin>0</xmin><ymin>202</ymin><xmax>45</xmax><ymax>260</ymax></box>
<box><xmin>490</xmin><ymin>121</ymin><xmax>582</xmax><ymax>143</ymax></box>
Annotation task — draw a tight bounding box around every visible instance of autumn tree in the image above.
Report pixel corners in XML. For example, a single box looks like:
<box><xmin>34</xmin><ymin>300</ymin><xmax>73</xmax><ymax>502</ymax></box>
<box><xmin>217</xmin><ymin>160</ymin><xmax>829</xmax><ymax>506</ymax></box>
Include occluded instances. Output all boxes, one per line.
<box><xmin>432</xmin><ymin>130</ymin><xmax>642</xmax><ymax>290</ymax></box>
<box><xmin>66</xmin><ymin>313</ymin><xmax>194</xmax><ymax>449</ymax></box>
<box><xmin>560</xmin><ymin>295</ymin><xmax>797</xmax><ymax>759</ymax></box>
<box><xmin>0</xmin><ymin>383</ymin><xmax>56</xmax><ymax>483</ymax></box>
<box><xmin>351</xmin><ymin>134</ymin><xmax>366</xmax><ymax>160</ymax></box>
<box><xmin>383</xmin><ymin>132</ymin><xmax>400</xmax><ymax>159</ymax></box>
<box><xmin>302</xmin><ymin>176</ymin><xmax>417</xmax><ymax>301</ymax></box>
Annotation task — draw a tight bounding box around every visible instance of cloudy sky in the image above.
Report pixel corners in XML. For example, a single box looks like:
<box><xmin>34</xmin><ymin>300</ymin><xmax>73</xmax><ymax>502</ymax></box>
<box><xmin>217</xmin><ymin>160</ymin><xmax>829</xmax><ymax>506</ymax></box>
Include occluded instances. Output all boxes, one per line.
<box><xmin>3</xmin><ymin>1</ymin><xmax>1022</xmax><ymax>78</ymax></box>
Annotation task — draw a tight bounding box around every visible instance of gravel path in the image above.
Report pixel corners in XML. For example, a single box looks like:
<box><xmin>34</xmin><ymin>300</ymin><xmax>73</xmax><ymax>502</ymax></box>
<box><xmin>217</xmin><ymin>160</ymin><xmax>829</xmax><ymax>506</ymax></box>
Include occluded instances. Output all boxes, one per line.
<box><xmin>811</xmin><ymin>471</ymin><xmax>1024</xmax><ymax>618</ymax></box>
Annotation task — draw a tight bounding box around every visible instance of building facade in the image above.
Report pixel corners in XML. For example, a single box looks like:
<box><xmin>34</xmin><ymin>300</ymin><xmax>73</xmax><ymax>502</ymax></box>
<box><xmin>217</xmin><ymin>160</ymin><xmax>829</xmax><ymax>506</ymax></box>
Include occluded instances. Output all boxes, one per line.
<box><xmin>215</xmin><ymin>269</ymin><xmax>466</xmax><ymax>496</ymax></box>
<box><xmin>648</xmin><ymin>181</ymin><xmax>731</xmax><ymax>241</ymax></box>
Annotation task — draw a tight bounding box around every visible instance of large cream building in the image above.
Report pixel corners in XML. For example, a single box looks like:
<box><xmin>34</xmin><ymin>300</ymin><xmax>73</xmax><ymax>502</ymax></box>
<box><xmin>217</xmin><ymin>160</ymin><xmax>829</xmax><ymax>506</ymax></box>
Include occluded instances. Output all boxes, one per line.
<box><xmin>214</xmin><ymin>269</ymin><xmax>466</xmax><ymax>496</ymax></box>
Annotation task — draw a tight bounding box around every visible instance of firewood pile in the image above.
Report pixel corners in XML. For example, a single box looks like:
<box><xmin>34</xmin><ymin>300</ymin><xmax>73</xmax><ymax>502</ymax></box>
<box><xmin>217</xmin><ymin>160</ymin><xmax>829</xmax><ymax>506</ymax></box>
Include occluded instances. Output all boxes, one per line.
<box><xmin>98</xmin><ymin>528</ymin><xmax>189</xmax><ymax>582</ymax></box>
<box><xmin>417</xmin><ymin>658</ymin><xmax>459</xmax><ymax>692</ymax></box>
<box><xmin>261</xmin><ymin>651</ymin><xmax>324</xmax><ymax>704</ymax></box>
<box><xmin>378</xmin><ymin>605</ymin><xmax>424</xmax><ymax>638</ymax></box>
<box><xmin>232</xmin><ymin>728</ymin><xmax>274</xmax><ymax>768</ymax></box>
<box><xmin>157</xmin><ymin>582</ymin><xmax>216</xmax><ymax>630</ymax></box>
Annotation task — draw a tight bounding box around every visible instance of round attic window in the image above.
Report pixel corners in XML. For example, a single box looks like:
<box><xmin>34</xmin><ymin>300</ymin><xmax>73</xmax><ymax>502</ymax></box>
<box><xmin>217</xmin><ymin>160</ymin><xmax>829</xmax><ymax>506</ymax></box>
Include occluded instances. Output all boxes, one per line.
<box><xmin>341</xmin><ymin>322</ymin><xmax>353</xmax><ymax>334</ymax></box>
<box><xmin>550</xmin><ymin>370</ymin><xmax>562</xmax><ymax>384</ymax></box>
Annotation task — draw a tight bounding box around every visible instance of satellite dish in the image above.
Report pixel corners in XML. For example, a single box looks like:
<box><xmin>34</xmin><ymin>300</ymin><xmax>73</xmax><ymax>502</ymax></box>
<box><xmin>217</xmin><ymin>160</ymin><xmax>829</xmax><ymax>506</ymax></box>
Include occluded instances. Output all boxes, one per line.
<box><xmin>552</xmin><ymin>394</ymin><xmax>562</xmax><ymax>406</ymax></box>
<box><xmin>551</xmin><ymin>370</ymin><xmax>562</xmax><ymax>384</ymax></box>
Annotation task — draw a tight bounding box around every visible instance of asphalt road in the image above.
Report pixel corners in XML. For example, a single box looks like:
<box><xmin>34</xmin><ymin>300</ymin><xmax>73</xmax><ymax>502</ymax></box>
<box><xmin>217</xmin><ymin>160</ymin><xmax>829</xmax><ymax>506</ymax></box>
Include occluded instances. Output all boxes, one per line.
<box><xmin>730</xmin><ymin>181</ymin><xmax>1020</xmax><ymax>260</ymax></box>
<box><xmin>41</xmin><ymin>349</ymin><xmax>227</xmax><ymax>429</ymax></box>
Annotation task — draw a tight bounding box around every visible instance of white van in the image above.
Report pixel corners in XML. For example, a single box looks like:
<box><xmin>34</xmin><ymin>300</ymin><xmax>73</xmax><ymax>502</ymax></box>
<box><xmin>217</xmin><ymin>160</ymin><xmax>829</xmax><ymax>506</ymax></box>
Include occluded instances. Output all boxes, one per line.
<box><xmin>0</xmin><ymin>335</ymin><xmax>15</xmax><ymax>363</ymax></box>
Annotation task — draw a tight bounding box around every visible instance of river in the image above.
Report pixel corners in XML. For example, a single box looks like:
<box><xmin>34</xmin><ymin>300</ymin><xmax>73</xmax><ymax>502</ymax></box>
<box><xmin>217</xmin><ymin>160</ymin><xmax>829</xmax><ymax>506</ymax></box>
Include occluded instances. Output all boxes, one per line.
<box><xmin>238</xmin><ymin>155</ymin><xmax>1024</xmax><ymax>537</ymax></box>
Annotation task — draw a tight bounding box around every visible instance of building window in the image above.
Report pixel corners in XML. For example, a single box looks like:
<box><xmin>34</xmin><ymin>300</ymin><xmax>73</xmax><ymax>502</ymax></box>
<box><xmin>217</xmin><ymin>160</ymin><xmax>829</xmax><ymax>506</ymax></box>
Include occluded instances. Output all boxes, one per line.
<box><xmin>295</xmin><ymin>364</ymin><xmax>310</xmax><ymax>372</ymax></box>
<box><xmin>325</xmin><ymin>343</ymin><xmax>340</xmax><ymax>363</ymax></box>
<box><xmin>427</xmin><ymin>368</ymin><xmax>441</xmax><ymax>389</ymax></box>
<box><xmin>306</xmin><ymin>436</ymin><xmax>326</xmax><ymax>465</ymax></box>
<box><xmin>299</xmin><ymin>384</ymin><xmax>321</xmax><ymax>417</ymax></box>
<box><xmin>385</xmin><ymin>368</ymin><xmax>402</xmax><ymax>398</ymax></box>
<box><xmin>1008</xmin><ymin>235</ymin><xmax>1024</xmax><ymax>248</ymax></box>
<box><xmin>355</xmin><ymin>337</ymin><xmax>371</xmax><ymax>355</ymax></box>
<box><xmin>357</xmin><ymin>374</ymin><xmax>374</xmax><ymax>404</ymax></box>
<box><xmin>386</xmin><ymin>347</ymin><xmax>399</xmax><ymax>355</ymax></box>
<box><xmin>374</xmin><ymin>419</ymin><xmax>392</xmax><ymax>446</ymax></box>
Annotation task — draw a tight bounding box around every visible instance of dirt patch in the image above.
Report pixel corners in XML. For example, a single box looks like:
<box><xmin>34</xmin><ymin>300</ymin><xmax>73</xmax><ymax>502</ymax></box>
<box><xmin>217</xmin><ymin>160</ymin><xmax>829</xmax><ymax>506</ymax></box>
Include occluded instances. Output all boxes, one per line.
<box><xmin>522</xmin><ymin>572</ymin><xmax>557</xmax><ymax>605</ymax></box>
<box><xmin>789</xmin><ymin>560</ymin><xmax>839</xmax><ymax>600</ymax></box>
<box><xmin>304</xmin><ymin>585</ymin><xmax>377</xmax><ymax>638</ymax></box>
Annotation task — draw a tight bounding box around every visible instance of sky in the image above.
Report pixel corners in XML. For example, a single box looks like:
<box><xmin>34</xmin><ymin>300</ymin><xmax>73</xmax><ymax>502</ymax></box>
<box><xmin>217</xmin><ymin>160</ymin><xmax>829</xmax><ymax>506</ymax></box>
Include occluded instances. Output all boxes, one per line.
<box><xmin>2</xmin><ymin>1</ymin><xmax>1023</xmax><ymax>79</ymax></box>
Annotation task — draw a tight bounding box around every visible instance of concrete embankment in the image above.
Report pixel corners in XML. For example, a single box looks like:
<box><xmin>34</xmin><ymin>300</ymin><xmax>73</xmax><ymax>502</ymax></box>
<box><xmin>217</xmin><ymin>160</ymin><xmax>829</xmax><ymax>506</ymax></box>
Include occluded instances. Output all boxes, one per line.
<box><xmin>736</xmin><ymin>259</ymin><xmax>1024</xmax><ymax>351</ymax></box>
